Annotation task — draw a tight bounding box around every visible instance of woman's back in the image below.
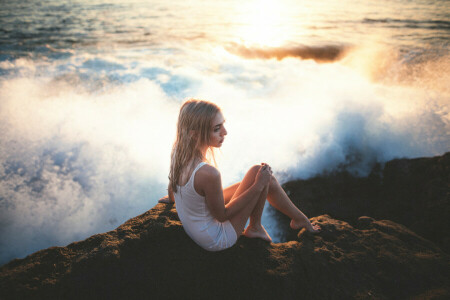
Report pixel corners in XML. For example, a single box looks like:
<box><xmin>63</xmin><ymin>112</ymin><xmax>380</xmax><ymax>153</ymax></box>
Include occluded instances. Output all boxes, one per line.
<box><xmin>173</xmin><ymin>161</ymin><xmax>237</xmax><ymax>251</ymax></box>
<box><xmin>174</xmin><ymin>162</ymin><xmax>209</xmax><ymax>220</ymax></box>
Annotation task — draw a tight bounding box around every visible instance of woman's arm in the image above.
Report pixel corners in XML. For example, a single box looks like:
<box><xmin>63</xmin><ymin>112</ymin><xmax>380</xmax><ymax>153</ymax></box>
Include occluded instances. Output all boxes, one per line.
<box><xmin>168</xmin><ymin>186</ymin><xmax>175</xmax><ymax>202</ymax></box>
<box><xmin>198</xmin><ymin>165</ymin><xmax>267</xmax><ymax>222</ymax></box>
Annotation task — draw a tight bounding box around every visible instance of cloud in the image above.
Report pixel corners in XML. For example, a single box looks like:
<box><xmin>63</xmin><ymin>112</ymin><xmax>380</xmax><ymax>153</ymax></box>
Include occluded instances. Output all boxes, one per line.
<box><xmin>226</xmin><ymin>43</ymin><xmax>351</xmax><ymax>63</ymax></box>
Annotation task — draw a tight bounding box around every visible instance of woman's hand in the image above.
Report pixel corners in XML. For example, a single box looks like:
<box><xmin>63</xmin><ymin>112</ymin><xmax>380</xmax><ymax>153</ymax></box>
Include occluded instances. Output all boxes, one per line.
<box><xmin>158</xmin><ymin>195</ymin><xmax>173</xmax><ymax>203</ymax></box>
<box><xmin>255</xmin><ymin>163</ymin><xmax>272</xmax><ymax>189</ymax></box>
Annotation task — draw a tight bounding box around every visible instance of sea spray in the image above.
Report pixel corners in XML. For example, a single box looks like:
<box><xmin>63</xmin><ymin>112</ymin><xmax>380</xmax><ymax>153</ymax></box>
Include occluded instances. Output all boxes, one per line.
<box><xmin>1</xmin><ymin>0</ymin><xmax>448</xmax><ymax>265</ymax></box>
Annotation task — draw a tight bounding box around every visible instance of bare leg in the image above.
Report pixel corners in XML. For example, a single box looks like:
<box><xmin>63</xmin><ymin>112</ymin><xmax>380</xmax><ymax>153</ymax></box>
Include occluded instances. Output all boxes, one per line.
<box><xmin>223</xmin><ymin>182</ymin><xmax>240</xmax><ymax>205</ymax></box>
<box><xmin>243</xmin><ymin>184</ymin><xmax>272</xmax><ymax>242</ymax></box>
<box><xmin>248</xmin><ymin>183</ymin><xmax>267</xmax><ymax>228</ymax></box>
<box><xmin>228</xmin><ymin>166</ymin><xmax>271</xmax><ymax>241</ymax></box>
<box><xmin>267</xmin><ymin>176</ymin><xmax>320</xmax><ymax>233</ymax></box>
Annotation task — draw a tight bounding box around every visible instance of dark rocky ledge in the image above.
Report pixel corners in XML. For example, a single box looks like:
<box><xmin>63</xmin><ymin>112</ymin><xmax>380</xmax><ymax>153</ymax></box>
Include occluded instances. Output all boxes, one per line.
<box><xmin>279</xmin><ymin>152</ymin><xmax>450</xmax><ymax>253</ymax></box>
<box><xmin>1</xmin><ymin>153</ymin><xmax>449</xmax><ymax>299</ymax></box>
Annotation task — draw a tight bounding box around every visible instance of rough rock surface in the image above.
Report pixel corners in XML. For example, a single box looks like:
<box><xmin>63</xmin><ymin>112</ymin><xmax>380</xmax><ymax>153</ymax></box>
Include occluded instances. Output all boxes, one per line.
<box><xmin>280</xmin><ymin>152</ymin><xmax>450</xmax><ymax>252</ymax></box>
<box><xmin>1</xmin><ymin>203</ymin><xmax>449</xmax><ymax>299</ymax></box>
<box><xmin>1</xmin><ymin>153</ymin><xmax>449</xmax><ymax>299</ymax></box>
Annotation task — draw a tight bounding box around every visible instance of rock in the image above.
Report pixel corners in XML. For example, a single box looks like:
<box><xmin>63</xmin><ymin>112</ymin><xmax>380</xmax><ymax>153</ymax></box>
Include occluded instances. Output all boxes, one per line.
<box><xmin>281</xmin><ymin>152</ymin><xmax>450</xmax><ymax>252</ymax></box>
<box><xmin>1</xmin><ymin>204</ymin><xmax>449</xmax><ymax>299</ymax></box>
<box><xmin>357</xmin><ymin>216</ymin><xmax>375</xmax><ymax>228</ymax></box>
<box><xmin>1</xmin><ymin>153</ymin><xmax>449</xmax><ymax>299</ymax></box>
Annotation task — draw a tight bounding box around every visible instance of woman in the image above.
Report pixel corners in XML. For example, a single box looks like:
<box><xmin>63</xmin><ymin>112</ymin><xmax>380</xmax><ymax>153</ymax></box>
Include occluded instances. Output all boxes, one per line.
<box><xmin>159</xmin><ymin>99</ymin><xmax>320</xmax><ymax>251</ymax></box>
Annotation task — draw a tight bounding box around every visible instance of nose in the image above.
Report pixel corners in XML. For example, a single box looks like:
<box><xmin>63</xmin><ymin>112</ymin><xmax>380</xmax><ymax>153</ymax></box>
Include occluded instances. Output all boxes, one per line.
<box><xmin>222</xmin><ymin>126</ymin><xmax>227</xmax><ymax>136</ymax></box>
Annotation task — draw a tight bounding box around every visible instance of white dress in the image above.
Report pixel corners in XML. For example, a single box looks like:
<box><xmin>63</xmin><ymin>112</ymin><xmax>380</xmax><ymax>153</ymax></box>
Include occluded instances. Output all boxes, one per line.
<box><xmin>174</xmin><ymin>162</ymin><xmax>238</xmax><ymax>251</ymax></box>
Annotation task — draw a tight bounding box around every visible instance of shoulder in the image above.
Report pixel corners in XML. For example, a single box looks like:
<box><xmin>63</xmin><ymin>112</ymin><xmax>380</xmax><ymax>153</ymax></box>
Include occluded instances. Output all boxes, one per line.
<box><xmin>197</xmin><ymin>163</ymin><xmax>220</xmax><ymax>180</ymax></box>
<box><xmin>194</xmin><ymin>164</ymin><xmax>221</xmax><ymax>196</ymax></box>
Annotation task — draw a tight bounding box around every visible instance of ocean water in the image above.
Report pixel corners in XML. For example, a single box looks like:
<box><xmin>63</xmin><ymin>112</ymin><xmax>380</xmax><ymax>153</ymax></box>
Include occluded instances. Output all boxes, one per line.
<box><xmin>0</xmin><ymin>0</ymin><xmax>449</xmax><ymax>265</ymax></box>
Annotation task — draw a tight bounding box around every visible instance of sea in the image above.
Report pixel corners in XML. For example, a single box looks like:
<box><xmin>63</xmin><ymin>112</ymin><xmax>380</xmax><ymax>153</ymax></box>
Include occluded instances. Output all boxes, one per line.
<box><xmin>0</xmin><ymin>0</ymin><xmax>449</xmax><ymax>265</ymax></box>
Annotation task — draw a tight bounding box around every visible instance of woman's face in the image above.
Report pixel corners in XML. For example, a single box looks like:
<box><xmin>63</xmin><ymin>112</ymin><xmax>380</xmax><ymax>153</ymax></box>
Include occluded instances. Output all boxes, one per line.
<box><xmin>209</xmin><ymin>111</ymin><xmax>227</xmax><ymax>148</ymax></box>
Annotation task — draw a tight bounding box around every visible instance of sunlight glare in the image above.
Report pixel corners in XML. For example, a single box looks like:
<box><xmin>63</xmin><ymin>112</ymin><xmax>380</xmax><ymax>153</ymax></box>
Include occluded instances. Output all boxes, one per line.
<box><xmin>236</xmin><ymin>0</ymin><xmax>291</xmax><ymax>47</ymax></box>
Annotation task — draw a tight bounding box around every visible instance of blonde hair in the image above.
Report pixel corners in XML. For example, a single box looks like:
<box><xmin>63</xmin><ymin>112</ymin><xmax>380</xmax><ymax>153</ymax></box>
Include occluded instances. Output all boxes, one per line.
<box><xmin>169</xmin><ymin>99</ymin><xmax>220</xmax><ymax>193</ymax></box>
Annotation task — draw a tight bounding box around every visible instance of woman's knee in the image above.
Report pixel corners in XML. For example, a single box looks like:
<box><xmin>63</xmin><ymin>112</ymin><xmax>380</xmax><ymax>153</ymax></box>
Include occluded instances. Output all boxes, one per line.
<box><xmin>239</xmin><ymin>165</ymin><xmax>261</xmax><ymax>184</ymax></box>
<box><xmin>247</xmin><ymin>164</ymin><xmax>261</xmax><ymax>176</ymax></box>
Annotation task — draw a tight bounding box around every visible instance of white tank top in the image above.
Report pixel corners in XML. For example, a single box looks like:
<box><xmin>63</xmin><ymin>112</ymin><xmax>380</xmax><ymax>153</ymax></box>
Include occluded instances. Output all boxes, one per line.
<box><xmin>174</xmin><ymin>162</ymin><xmax>209</xmax><ymax>221</ymax></box>
<box><xmin>174</xmin><ymin>162</ymin><xmax>237</xmax><ymax>251</ymax></box>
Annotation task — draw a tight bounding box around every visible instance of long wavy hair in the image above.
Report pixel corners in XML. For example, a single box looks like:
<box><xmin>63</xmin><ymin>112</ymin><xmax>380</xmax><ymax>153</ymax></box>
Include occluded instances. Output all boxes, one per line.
<box><xmin>169</xmin><ymin>99</ymin><xmax>220</xmax><ymax>193</ymax></box>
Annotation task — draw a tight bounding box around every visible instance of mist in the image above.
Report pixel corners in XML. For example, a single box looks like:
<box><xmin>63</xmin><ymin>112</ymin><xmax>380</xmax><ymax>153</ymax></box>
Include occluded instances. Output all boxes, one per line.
<box><xmin>0</xmin><ymin>45</ymin><xmax>448</xmax><ymax>265</ymax></box>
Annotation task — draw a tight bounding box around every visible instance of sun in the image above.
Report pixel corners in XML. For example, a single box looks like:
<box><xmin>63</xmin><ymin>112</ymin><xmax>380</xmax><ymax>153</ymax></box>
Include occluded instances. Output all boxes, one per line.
<box><xmin>235</xmin><ymin>0</ymin><xmax>291</xmax><ymax>47</ymax></box>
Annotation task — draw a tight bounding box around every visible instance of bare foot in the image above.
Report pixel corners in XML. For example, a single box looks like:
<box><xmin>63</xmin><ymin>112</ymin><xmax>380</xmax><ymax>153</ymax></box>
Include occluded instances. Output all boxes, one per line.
<box><xmin>290</xmin><ymin>219</ymin><xmax>321</xmax><ymax>233</ymax></box>
<box><xmin>243</xmin><ymin>225</ymin><xmax>272</xmax><ymax>242</ymax></box>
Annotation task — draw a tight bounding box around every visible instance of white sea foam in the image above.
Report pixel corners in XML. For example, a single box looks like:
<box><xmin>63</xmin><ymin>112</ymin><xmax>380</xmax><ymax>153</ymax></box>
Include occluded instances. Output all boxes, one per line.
<box><xmin>0</xmin><ymin>45</ymin><xmax>448</xmax><ymax>264</ymax></box>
